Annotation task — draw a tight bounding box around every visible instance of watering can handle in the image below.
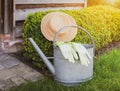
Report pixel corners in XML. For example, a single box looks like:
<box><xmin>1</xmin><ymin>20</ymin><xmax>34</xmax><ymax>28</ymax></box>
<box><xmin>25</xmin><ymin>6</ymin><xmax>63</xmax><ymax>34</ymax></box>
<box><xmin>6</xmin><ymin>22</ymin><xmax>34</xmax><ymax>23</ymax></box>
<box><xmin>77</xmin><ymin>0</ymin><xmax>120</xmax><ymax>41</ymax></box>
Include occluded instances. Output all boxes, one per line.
<box><xmin>53</xmin><ymin>25</ymin><xmax>95</xmax><ymax>48</ymax></box>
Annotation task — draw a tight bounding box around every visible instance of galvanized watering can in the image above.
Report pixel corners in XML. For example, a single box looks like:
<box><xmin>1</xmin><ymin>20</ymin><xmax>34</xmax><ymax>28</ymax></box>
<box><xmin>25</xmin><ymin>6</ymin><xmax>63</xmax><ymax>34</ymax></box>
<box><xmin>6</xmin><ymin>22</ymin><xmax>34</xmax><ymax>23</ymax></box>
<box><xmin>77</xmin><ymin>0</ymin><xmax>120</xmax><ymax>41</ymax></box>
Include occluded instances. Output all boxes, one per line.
<box><xmin>29</xmin><ymin>26</ymin><xmax>95</xmax><ymax>86</ymax></box>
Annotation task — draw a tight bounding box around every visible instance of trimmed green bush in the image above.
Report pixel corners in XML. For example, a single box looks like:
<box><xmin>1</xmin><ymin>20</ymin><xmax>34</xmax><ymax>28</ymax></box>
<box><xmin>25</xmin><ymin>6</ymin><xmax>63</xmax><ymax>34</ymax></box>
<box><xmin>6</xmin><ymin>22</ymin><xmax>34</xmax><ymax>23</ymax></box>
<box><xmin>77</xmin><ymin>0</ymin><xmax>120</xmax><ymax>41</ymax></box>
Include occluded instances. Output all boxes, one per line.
<box><xmin>22</xmin><ymin>11</ymin><xmax>53</xmax><ymax>67</ymax></box>
<box><xmin>67</xmin><ymin>5</ymin><xmax>120</xmax><ymax>48</ymax></box>
<box><xmin>22</xmin><ymin>5</ymin><xmax>120</xmax><ymax>67</ymax></box>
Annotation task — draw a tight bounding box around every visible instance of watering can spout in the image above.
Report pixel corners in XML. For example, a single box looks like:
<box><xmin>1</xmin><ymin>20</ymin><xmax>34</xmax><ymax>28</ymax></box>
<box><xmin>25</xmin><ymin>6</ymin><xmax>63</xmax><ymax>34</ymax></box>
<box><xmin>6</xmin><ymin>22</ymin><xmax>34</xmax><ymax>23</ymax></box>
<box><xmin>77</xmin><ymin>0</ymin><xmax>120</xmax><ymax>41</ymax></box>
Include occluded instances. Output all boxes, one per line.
<box><xmin>28</xmin><ymin>38</ymin><xmax>55</xmax><ymax>75</ymax></box>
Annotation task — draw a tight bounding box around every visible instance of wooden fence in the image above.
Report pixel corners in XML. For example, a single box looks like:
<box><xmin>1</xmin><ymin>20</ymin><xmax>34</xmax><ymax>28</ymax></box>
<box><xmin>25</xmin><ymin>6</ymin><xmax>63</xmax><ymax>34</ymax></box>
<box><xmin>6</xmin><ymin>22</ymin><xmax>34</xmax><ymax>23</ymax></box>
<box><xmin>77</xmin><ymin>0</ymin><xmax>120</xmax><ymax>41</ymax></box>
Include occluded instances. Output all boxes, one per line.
<box><xmin>1</xmin><ymin>0</ymin><xmax>87</xmax><ymax>38</ymax></box>
<box><xmin>0</xmin><ymin>0</ymin><xmax>87</xmax><ymax>52</ymax></box>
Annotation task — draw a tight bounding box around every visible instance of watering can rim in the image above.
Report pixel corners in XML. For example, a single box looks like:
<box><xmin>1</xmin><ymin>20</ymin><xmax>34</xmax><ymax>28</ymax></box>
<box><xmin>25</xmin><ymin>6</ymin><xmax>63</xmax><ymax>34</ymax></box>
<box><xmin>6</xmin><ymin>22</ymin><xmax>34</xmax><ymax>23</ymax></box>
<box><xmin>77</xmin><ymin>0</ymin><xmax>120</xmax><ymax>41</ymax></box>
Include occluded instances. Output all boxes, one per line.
<box><xmin>53</xmin><ymin>25</ymin><xmax>95</xmax><ymax>54</ymax></box>
<box><xmin>53</xmin><ymin>25</ymin><xmax>95</xmax><ymax>48</ymax></box>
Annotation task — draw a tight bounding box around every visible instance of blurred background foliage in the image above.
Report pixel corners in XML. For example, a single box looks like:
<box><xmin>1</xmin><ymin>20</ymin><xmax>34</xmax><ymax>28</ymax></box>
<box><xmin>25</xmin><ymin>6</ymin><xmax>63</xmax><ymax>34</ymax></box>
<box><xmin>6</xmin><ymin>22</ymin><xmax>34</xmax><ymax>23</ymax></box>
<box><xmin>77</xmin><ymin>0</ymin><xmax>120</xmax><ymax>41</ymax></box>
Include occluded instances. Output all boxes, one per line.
<box><xmin>87</xmin><ymin>0</ymin><xmax>120</xmax><ymax>8</ymax></box>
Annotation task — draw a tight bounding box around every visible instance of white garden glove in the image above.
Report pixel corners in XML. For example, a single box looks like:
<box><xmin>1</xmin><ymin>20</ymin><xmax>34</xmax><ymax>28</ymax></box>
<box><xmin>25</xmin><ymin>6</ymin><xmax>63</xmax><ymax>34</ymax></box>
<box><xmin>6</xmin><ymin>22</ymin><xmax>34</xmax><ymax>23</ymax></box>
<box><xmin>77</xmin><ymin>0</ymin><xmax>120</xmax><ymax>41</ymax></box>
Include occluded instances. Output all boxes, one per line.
<box><xmin>56</xmin><ymin>42</ymin><xmax>78</xmax><ymax>63</ymax></box>
<box><xmin>72</xmin><ymin>43</ymin><xmax>92</xmax><ymax>66</ymax></box>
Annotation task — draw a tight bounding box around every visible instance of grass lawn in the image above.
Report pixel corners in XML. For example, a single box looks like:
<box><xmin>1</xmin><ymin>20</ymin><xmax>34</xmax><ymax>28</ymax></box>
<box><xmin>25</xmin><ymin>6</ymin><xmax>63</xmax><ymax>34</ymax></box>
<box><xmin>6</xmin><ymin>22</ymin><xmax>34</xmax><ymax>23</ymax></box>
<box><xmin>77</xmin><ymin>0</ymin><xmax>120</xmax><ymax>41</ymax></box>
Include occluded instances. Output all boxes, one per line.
<box><xmin>9</xmin><ymin>49</ymin><xmax>120</xmax><ymax>91</ymax></box>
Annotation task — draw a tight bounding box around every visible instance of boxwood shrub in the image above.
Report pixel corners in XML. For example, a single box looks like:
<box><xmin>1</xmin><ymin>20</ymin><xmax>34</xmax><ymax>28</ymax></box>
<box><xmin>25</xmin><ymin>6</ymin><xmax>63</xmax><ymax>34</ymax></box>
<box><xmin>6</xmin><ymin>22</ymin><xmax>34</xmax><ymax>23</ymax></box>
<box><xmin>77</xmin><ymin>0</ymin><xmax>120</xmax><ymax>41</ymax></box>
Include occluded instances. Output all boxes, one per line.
<box><xmin>22</xmin><ymin>5</ymin><xmax>120</xmax><ymax>67</ymax></box>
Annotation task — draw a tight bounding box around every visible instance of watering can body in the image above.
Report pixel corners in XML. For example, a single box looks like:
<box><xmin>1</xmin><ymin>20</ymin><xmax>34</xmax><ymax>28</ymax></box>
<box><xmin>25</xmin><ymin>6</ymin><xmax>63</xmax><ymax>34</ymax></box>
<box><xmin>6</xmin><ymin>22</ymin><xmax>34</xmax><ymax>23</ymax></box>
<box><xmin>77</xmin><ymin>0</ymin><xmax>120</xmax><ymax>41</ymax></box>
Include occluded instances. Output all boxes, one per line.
<box><xmin>29</xmin><ymin>26</ymin><xmax>95</xmax><ymax>86</ymax></box>
<box><xmin>54</xmin><ymin>44</ymin><xmax>94</xmax><ymax>84</ymax></box>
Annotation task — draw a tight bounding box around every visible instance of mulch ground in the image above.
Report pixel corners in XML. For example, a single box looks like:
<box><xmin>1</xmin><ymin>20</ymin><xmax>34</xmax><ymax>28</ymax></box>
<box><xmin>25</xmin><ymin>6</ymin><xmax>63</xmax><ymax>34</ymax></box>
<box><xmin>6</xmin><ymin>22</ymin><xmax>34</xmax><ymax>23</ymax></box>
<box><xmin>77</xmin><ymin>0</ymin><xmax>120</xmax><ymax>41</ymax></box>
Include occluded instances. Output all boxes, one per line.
<box><xmin>95</xmin><ymin>40</ymin><xmax>120</xmax><ymax>56</ymax></box>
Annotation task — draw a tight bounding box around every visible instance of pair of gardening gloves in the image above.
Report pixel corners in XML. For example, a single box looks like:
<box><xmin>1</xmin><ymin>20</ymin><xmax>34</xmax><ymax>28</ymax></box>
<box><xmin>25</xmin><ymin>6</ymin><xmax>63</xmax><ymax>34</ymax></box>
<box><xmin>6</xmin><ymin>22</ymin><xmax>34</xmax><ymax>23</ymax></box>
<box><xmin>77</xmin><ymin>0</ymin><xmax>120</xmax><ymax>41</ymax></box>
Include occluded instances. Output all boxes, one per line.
<box><xmin>56</xmin><ymin>42</ymin><xmax>92</xmax><ymax>66</ymax></box>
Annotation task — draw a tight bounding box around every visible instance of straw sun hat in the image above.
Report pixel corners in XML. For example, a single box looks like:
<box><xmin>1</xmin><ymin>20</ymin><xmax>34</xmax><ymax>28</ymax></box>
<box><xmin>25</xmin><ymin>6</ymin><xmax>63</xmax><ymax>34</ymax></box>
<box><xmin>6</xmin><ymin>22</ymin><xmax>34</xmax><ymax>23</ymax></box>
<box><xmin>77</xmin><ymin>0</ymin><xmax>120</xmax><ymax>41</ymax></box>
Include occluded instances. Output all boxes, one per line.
<box><xmin>41</xmin><ymin>12</ymin><xmax>77</xmax><ymax>42</ymax></box>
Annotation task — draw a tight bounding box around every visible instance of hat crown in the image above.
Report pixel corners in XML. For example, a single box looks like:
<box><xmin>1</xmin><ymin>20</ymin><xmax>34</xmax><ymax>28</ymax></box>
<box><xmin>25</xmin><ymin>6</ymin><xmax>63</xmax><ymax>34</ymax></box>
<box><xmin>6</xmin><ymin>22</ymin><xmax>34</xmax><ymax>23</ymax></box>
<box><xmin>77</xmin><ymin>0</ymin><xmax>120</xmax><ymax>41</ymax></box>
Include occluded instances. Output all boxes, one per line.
<box><xmin>41</xmin><ymin>12</ymin><xmax>77</xmax><ymax>42</ymax></box>
<box><xmin>50</xmin><ymin>13</ymin><xmax>70</xmax><ymax>34</ymax></box>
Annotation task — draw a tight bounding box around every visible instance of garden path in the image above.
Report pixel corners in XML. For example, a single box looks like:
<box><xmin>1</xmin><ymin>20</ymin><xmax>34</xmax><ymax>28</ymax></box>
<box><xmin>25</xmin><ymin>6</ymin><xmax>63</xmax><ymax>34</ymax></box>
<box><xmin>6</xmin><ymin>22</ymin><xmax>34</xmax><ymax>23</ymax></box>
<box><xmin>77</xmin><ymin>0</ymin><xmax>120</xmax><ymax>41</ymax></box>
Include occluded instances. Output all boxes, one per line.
<box><xmin>0</xmin><ymin>53</ymin><xmax>43</xmax><ymax>91</ymax></box>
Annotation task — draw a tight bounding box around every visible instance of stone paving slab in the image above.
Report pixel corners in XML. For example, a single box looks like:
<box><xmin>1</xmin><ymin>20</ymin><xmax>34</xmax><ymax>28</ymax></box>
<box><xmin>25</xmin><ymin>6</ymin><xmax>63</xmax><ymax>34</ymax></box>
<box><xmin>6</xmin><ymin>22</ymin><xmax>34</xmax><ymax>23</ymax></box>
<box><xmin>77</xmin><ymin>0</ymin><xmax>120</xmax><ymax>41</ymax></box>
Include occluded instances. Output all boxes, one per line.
<box><xmin>0</xmin><ymin>69</ymin><xmax>16</xmax><ymax>80</ymax></box>
<box><xmin>0</xmin><ymin>59</ymin><xmax>20</xmax><ymax>68</ymax></box>
<box><xmin>10</xmin><ymin>63</ymin><xmax>36</xmax><ymax>77</ymax></box>
<box><xmin>23</xmin><ymin>71</ymin><xmax>42</xmax><ymax>82</ymax></box>
<box><xmin>11</xmin><ymin>76</ymin><xmax>26</xmax><ymax>86</ymax></box>
<box><xmin>0</xmin><ymin>79</ymin><xmax>16</xmax><ymax>91</ymax></box>
<box><xmin>0</xmin><ymin>80</ymin><xmax>6</xmax><ymax>90</ymax></box>
<box><xmin>0</xmin><ymin>55</ymin><xmax>12</xmax><ymax>62</ymax></box>
<box><xmin>0</xmin><ymin>65</ymin><xmax>4</xmax><ymax>70</ymax></box>
<box><xmin>0</xmin><ymin>54</ymin><xmax>43</xmax><ymax>91</ymax></box>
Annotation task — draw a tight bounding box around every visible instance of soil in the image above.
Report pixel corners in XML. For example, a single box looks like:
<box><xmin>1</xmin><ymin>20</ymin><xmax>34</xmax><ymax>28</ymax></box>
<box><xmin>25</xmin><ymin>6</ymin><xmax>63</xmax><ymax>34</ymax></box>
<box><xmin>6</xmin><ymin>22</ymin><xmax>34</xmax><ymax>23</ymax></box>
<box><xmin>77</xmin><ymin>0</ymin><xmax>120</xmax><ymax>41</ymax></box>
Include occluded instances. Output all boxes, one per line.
<box><xmin>95</xmin><ymin>40</ymin><xmax>120</xmax><ymax>56</ymax></box>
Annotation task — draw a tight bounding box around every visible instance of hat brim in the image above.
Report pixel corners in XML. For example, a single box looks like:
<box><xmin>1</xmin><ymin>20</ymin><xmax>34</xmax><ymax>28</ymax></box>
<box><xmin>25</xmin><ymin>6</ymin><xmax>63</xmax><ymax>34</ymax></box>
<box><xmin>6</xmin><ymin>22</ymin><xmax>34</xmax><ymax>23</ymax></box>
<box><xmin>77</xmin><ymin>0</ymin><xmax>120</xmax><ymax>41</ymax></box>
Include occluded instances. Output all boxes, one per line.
<box><xmin>41</xmin><ymin>12</ymin><xmax>77</xmax><ymax>42</ymax></box>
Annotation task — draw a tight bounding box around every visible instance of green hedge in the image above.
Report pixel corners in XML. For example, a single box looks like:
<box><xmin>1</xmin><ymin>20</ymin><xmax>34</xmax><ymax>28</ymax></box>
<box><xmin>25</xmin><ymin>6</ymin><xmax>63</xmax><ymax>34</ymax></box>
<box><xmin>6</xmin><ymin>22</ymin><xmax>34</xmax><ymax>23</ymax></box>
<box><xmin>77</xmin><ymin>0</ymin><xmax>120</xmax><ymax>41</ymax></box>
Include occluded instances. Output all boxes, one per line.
<box><xmin>22</xmin><ymin>5</ymin><xmax>120</xmax><ymax>67</ymax></box>
<box><xmin>67</xmin><ymin>5</ymin><xmax>120</xmax><ymax>48</ymax></box>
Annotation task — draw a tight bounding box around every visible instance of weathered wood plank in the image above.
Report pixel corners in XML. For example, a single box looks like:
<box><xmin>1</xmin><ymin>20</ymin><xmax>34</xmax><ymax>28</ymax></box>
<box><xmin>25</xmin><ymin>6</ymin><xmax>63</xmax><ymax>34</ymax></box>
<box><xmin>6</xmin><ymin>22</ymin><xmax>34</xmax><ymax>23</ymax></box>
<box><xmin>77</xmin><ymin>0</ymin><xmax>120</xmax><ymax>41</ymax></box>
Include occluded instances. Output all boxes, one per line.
<box><xmin>9</xmin><ymin>0</ymin><xmax>14</xmax><ymax>34</ymax></box>
<box><xmin>15</xmin><ymin>0</ymin><xmax>85</xmax><ymax>4</ymax></box>
<box><xmin>14</xmin><ymin>0</ymin><xmax>86</xmax><ymax>37</ymax></box>
<box><xmin>16</xmin><ymin>3</ymin><xmax>85</xmax><ymax>9</ymax></box>
<box><xmin>0</xmin><ymin>0</ymin><xmax>1</xmax><ymax>34</ymax></box>
<box><xmin>0</xmin><ymin>0</ymin><xmax>4</xmax><ymax>34</ymax></box>
<box><xmin>15</xmin><ymin>7</ymin><xmax>82</xmax><ymax>21</ymax></box>
<box><xmin>4</xmin><ymin>0</ymin><xmax>9</xmax><ymax>34</ymax></box>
